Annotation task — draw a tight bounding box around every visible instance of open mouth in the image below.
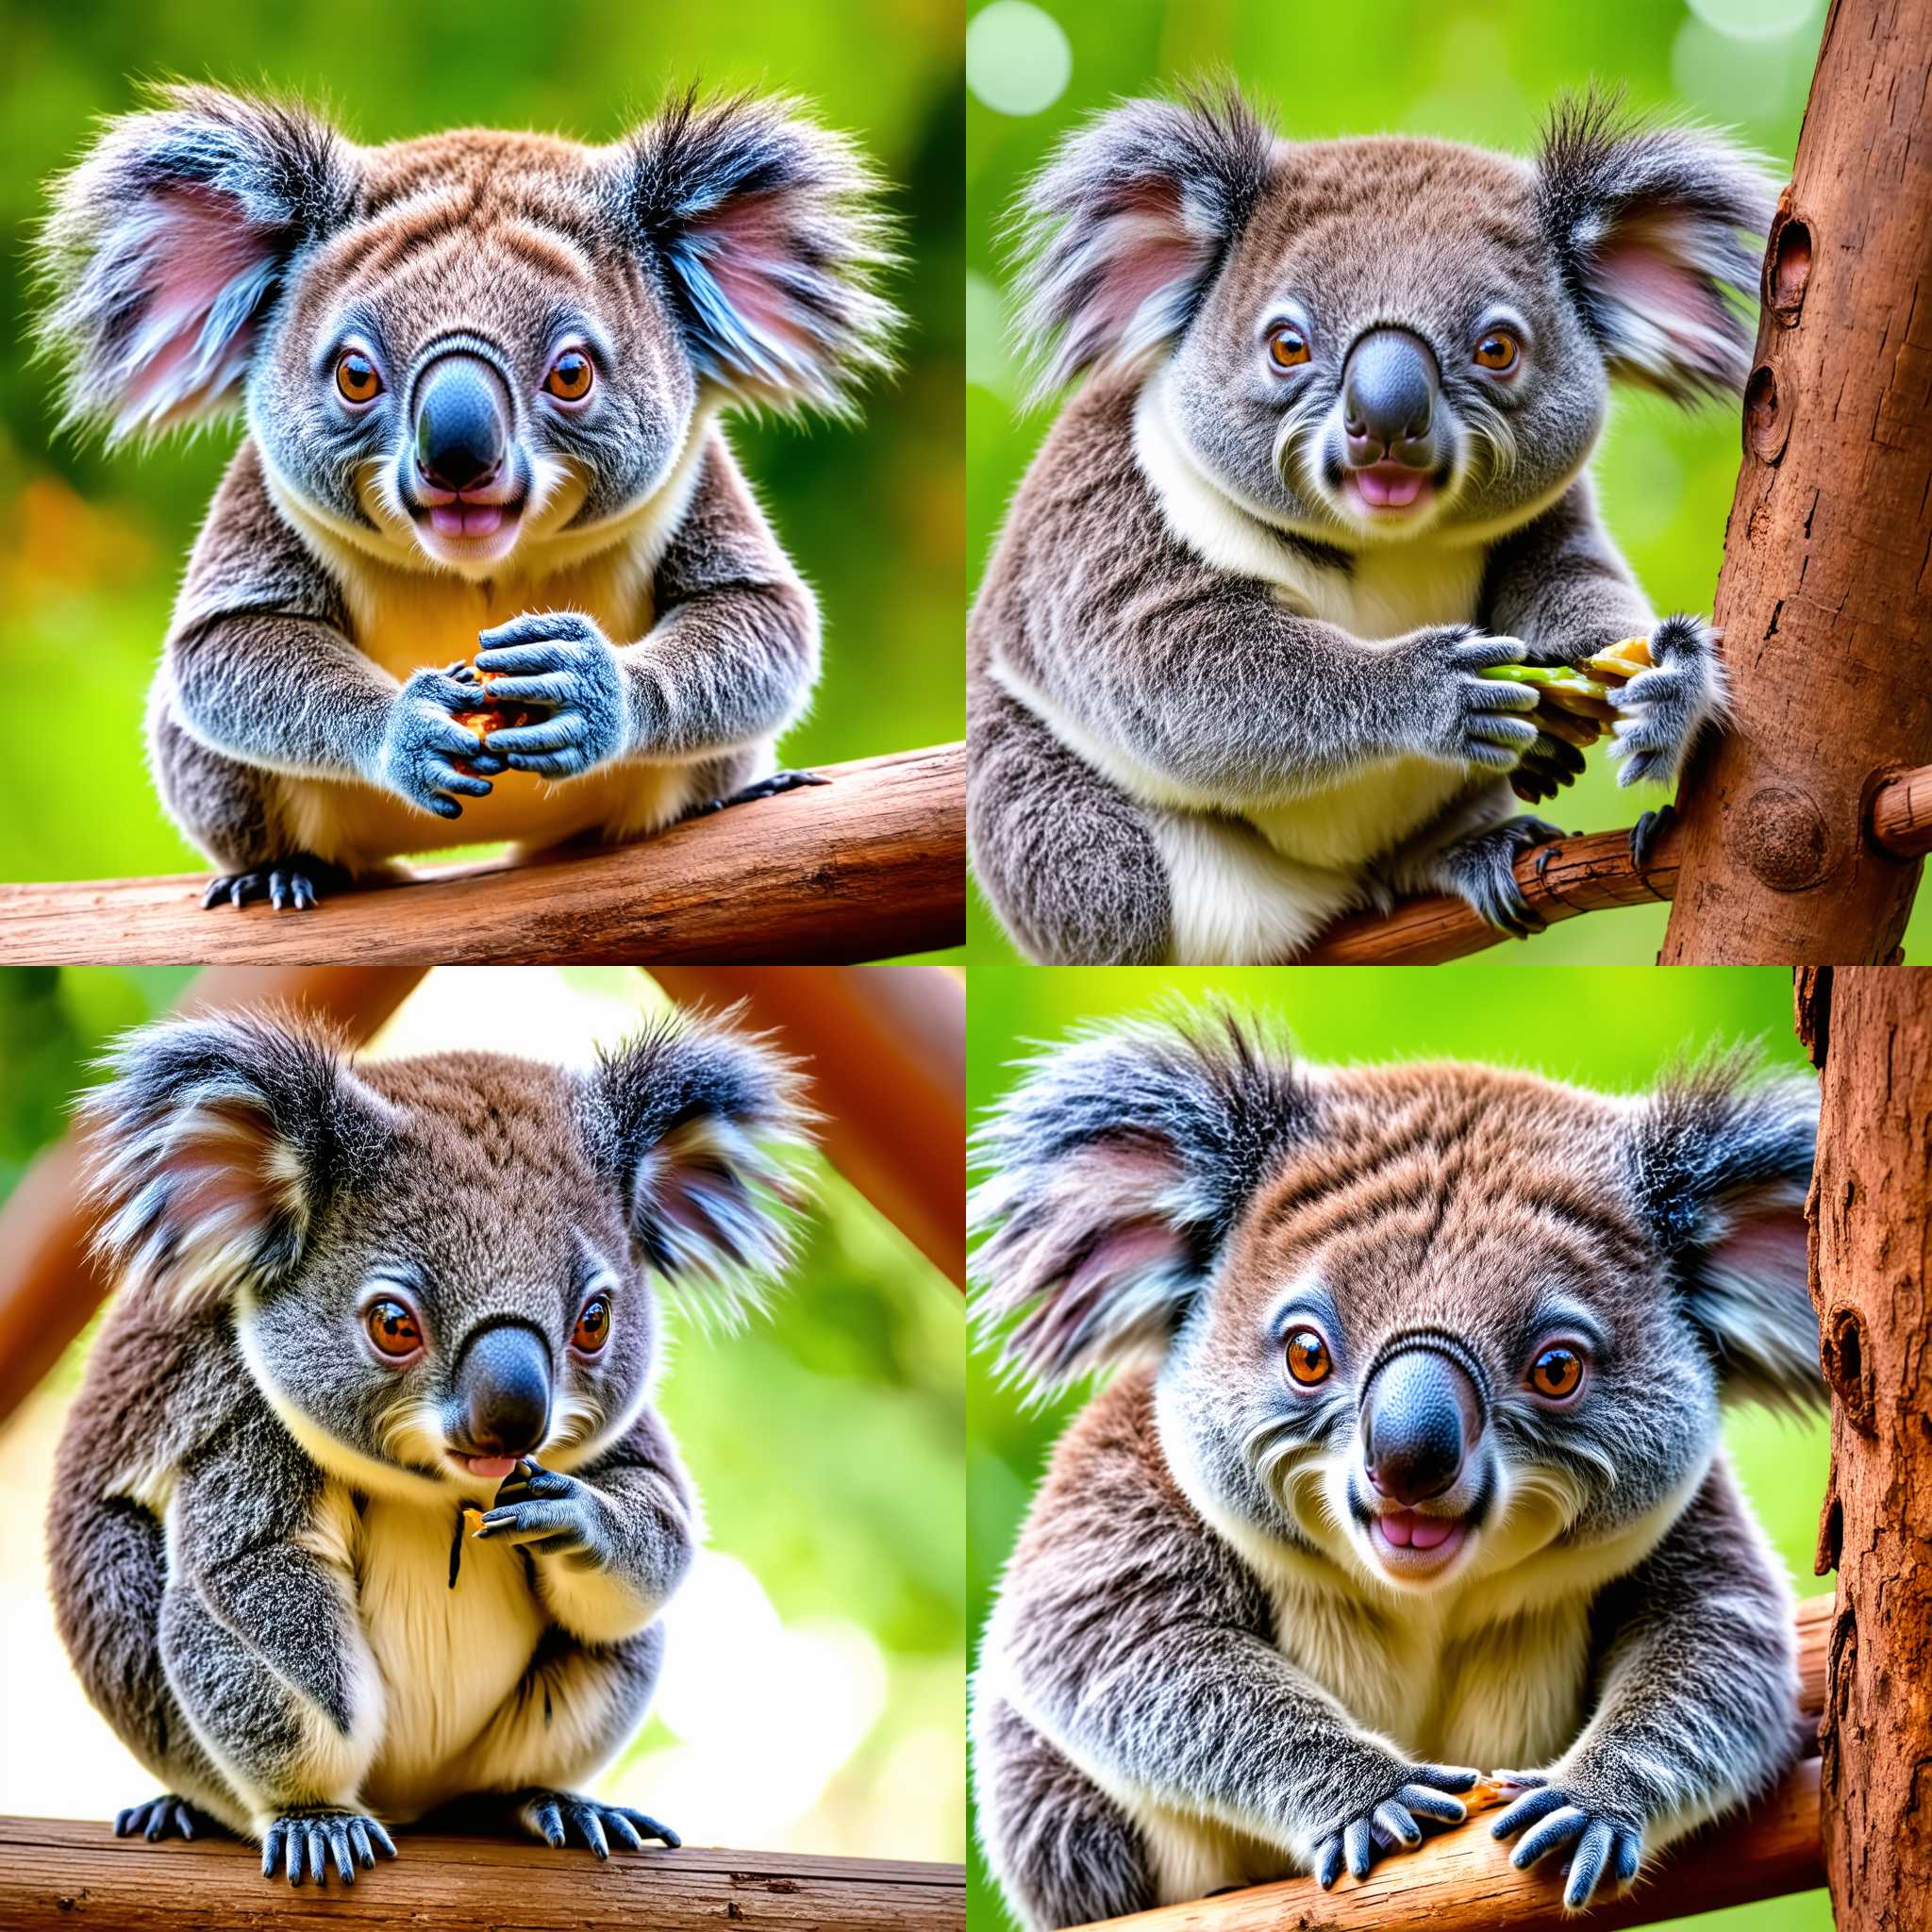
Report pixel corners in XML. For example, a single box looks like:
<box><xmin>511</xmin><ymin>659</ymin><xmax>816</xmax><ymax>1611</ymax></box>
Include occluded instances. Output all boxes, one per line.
<box><xmin>1346</xmin><ymin>464</ymin><xmax>1434</xmax><ymax>515</ymax></box>
<box><xmin>449</xmin><ymin>1451</ymin><xmax>522</xmax><ymax>1483</ymax></box>
<box><xmin>408</xmin><ymin>492</ymin><xmax>528</xmax><ymax>558</ymax></box>
<box><xmin>1368</xmin><ymin>1507</ymin><xmax>1471</xmax><ymax>1577</ymax></box>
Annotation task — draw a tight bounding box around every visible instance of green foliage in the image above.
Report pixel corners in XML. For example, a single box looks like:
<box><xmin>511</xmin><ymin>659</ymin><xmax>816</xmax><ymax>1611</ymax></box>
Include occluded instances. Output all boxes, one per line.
<box><xmin>0</xmin><ymin>0</ymin><xmax>965</xmax><ymax>960</ymax></box>
<box><xmin>966</xmin><ymin>960</ymin><xmax>1832</xmax><ymax>1929</ymax></box>
<box><xmin>964</xmin><ymin>0</ymin><xmax>1924</xmax><ymax>971</ymax></box>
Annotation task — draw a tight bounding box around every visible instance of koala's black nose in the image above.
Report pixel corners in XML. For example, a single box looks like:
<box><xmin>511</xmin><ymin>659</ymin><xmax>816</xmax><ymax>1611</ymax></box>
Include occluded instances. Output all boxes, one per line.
<box><xmin>454</xmin><ymin>1321</ymin><xmax>551</xmax><ymax>1457</ymax></box>
<box><xmin>1361</xmin><ymin>1342</ymin><xmax>1483</xmax><ymax>1506</ymax></box>
<box><xmin>414</xmin><ymin>354</ymin><xmax>508</xmax><ymax>494</ymax></box>
<box><xmin>1342</xmin><ymin>328</ymin><xmax>1439</xmax><ymax>468</ymax></box>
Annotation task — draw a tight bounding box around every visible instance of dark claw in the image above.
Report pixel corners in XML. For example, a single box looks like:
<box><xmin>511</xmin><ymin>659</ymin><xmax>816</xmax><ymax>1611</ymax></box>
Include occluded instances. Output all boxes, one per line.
<box><xmin>520</xmin><ymin>1789</ymin><xmax>678</xmax><ymax>1857</ymax></box>
<box><xmin>202</xmin><ymin>854</ymin><xmax>347</xmax><ymax>914</ymax></box>
<box><xmin>1630</xmin><ymin>802</ymin><xmax>1676</xmax><ymax>872</ymax></box>
<box><xmin>682</xmin><ymin>768</ymin><xmax>830</xmax><ymax>819</ymax></box>
<box><xmin>1534</xmin><ymin>843</ymin><xmax>1558</xmax><ymax>887</ymax></box>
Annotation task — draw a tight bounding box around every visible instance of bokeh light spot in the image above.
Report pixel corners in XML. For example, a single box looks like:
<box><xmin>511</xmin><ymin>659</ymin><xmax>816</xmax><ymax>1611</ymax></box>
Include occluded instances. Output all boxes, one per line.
<box><xmin>1687</xmin><ymin>0</ymin><xmax>1819</xmax><ymax>39</ymax></box>
<box><xmin>967</xmin><ymin>2</ymin><xmax>1073</xmax><ymax>118</ymax></box>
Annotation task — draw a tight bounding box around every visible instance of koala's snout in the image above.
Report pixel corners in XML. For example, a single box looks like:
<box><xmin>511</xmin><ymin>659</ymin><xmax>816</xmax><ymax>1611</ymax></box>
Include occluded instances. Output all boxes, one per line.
<box><xmin>452</xmin><ymin>1320</ymin><xmax>552</xmax><ymax>1461</ymax></box>
<box><xmin>1360</xmin><ymin>1341</ymin><xmax>1485</xmax><ymax>1506</ymax></box>
<box><xmin>414</xmin><ymin>353</ymin><xmax>510</xmax><ymax>495</ymax></box>
<box><xmin>1341</xmin><ymin>329</ymin><xmax>1439</xmax><ymax>472</ymax></box>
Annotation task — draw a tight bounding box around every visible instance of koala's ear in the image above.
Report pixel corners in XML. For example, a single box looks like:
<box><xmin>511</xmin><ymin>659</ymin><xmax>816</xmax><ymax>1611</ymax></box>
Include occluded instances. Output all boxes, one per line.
<box><xmin>36</xmin><ymin>83</ymin><xmax>358</xmax><ymax>443</ymax></box>
<box><xmin>1537</xmin><ymin>91</ymin><xmax>1776</xmax><ymax>407</ymax></box>
<box><xmin>971</xmin><ymin>1007</ymin><xmax>1309</xmax><ymax>1393</ymax></box>
<box><xmin>610</xmin><ymin>90</ymin><xmax>900</xmax><ymax>417</ymax></box>
<box><xmin>81</xmin><ymin>1010</ymin><xmax>390</xmax><ymax>1313</ymax></box>
<box><xmin>585</xmin><ymin>1009</ymin><xmax>813</xmax><ymax>1326</ymax></box>
<box><xmin>1625</xmin><ymin>1056</ymin><xmax>1822</xmax><ymax>1413</ymax></box>
<box><xmin>1010</xmin><ymin>84</ymin><xmax>1277</xmax><ymax>404</ymax></box>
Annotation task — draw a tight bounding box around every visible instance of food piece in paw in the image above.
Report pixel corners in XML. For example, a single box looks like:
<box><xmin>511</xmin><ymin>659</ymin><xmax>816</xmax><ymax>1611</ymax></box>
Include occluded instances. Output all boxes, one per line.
<box><xmin>452</xmin><ymin>670</ymin><xmax>551</xmax><ymax>776</ymax></box>
<box><xmin>1579</xmin><ymin>636</ymin><xmax>1654</xmax><ymax>685</ymax></box>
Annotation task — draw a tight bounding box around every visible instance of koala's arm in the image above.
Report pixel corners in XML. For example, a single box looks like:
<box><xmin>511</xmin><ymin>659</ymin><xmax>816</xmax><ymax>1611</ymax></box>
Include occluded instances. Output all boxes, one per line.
<box><xmin>982</xmin><ymin>414</ymin><xmax>1532</xmax><ymax>810</ymax></box>
<box><xmin>476</xmin><ymin>1407</ymin><xmax>697</xmax><ymax>1646</ymax></box>
<box><xmin>1546</xmin><ymin>1459</ymin><xmax>1800</xmax><ymax>1850</ymax></box>
<box><xmin>992</xmin><ymin>1383</ymin><xmax>1472</xmax><ymax>1867</ymax></box>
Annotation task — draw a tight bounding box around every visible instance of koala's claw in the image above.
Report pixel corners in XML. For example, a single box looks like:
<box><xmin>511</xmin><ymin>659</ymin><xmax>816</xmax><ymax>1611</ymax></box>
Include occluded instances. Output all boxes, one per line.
<box><xmin>516</xmin><ymin>1790</ymin><xmax>680</xmax><ymax>1858</ymax></box>
<box><xmin>1438</xmin><ymin>816</ymin><xmax>1563</xmax><ymax>941</ymax></box>
<box><xmin>260</xmin><ymin>1807</ymin><xmax>396</xmax><ymax>1886</ymax></box>
<box><xmin>682</xmin><ymin>768</ymin><xmax>831</xmax><ymax>818</ymax></box>
<box><xmin>202</xmin><ymin>855</ymin><xmax>348</xmax><ymax>913</ymax></box>
<box><xmin>1629</xmin><ymin>802</ymin><xmax>1677</xmax><ymax>873</ymax></box>
<box><xmin>1312</xmin><ymin>1763</ymin><xmax>1476</xmax><ymax>1889</ymax></box>
<box><xmin>116</xmin><ymin>1793</ymin><xmax>222</xmax><ymax>1842</ymax></box>
<box><xmin>475</xmin><ymin>1459</ymin><xmax>606</xmax><ymax>1559</ymax></box>
<box><xmin>1491</xmin><ymin>1780</ymin><xmax>1642</xmax><ymax>1911</ymax></box>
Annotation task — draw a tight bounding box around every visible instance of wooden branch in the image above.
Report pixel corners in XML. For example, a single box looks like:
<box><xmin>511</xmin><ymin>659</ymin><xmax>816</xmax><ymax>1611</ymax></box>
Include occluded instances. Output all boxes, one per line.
<box><xmin>0</xmin><ymin>1820</ymin><xmax>964</xmax><ymax>1929</ymax></box>
<box><xmin>0</xmin><ymin>966</ymin><xmax>424</xmax><ymax>1428</ymax></box>
<box><xmin>650</xmin><ymin>966</ymin><xmax>967</xmax><ymax>1289</ymax></box>
<box><xmin>1799</xmin><ymin>966</ymin><xmax>1932</xmax><ymax>1929</ymax></box>
<box><xmin>0</xmin><ymin>744</ymin><xmax>964</xmax><ymax>967</ymax></box>
<box><xmin>1075</xmin><ymin>1592</ymin><xmax>1831</xmax><ymax>1932</ymax></box>
<box><xmin>1661</xmin><ymin>0</ymin><xmax>1932</xmax><ymax>961</ymax></box>
<box><xmin>1869</xmin><ymin>762</ymin><xmax>1932</xmax><ymax>859</ymax></box>
<box><xmin>1301</xmin><ymin>821</ymin><xmax>1677</xmax><ymax>965</ymax></box>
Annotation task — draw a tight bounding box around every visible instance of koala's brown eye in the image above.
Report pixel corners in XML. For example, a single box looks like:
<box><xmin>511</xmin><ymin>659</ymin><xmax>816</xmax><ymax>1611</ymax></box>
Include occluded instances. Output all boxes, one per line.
<box><xmin>366</xmin><ymin>1298</ymin><xmax>422</xmax><ymax>1359</ymax></box>
<box><xmin>335</xmin><ymin>351</ymin><xmax>382</xmax><ymax>404</ymax></box>
<box><xmin>1285</xmin><ymin>1328</ymin><xmax>1331</xmax><ymax>1387</ymax></box>
<box><xmin>1529</xmin><ymin>1345</ymin><xmax>1584</xmax><ymax>1400</ymax></box>
<box><xmin>1267</xmin><ymin>325</ymin><xmax>1310</xmax><ymax>371</ymax></box>
<box><xmin>544</xmin><ymin>351</ymin><xmax>594</xmax><ymax>401</ymax></box>
<box><xmin>1474</xmin><ymin>330</ymin><xmax>1520</xmax><ymax>373</ymax></box>
<box><xmin>572</xmin><ymin>1295</ymin><xmax>612</xmax><ymax>1355</ymax></box>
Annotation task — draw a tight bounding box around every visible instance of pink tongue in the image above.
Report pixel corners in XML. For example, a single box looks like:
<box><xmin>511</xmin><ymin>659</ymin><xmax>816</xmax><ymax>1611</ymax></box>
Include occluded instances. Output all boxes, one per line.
<box><xmin>462</xmin><ymin>1455</ymin><xmax>518</xmax><ymax>1481</ymax></box>
<box><xmin>1382</xmin><ymin>1509</ymin><xmax>1455</xmax><ymax>1550</ymax></box>
<box><xmin>429</xmin><ymin>503</ymin><xmax>506</xmax><ymax>538</ymax></box>
<box><xmin>1357</xmin><ymin>467</ymin><xmax>1424</xmax><ymax>508</ymax></box>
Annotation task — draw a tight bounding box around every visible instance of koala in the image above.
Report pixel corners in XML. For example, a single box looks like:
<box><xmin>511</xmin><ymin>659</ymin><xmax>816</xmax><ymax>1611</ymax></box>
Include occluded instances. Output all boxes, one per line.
<box><xmin>970</xmin><ymin>1008</ymin><xmax>1820</xmax><ymax>1928</ymax></box>
<box><xmin>968</xmin><ymin>88</ymin><xmax>1774</xmax><ymax>962</ymax></box>
<box><xmin>36</xmin><ymin>84</ymin><xmax>897</xmax><ymax>910</ymax></box>
<box><xmin>47</xmin><ymin>1004</ymin><xmax>808</xmax><ymax>1883</ymax></box>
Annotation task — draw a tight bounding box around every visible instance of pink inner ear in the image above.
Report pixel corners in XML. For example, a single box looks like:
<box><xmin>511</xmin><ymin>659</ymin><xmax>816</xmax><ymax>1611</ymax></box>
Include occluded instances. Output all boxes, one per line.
<box><xmin>1082</xmin><ymin>178</ymin><xmax>1201</xmax><ymax>337</ymax></box>
<box><xmin>694</xmin><ymin>191</ymin><xmax>814</xmax><ymax>356</ymax></box>
<box><xmin>1714</xmin><ymin>1205</ymin><xmax>1809</xmax><ymax>1286</ymax></box>
<box><xmin>1593</xmin><ymin>220</ymin><xmax>1728</xmax><ymax>354</ymax></box>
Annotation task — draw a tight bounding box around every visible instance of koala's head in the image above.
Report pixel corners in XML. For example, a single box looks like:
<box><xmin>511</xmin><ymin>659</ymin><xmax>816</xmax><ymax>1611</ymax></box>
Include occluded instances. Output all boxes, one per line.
<box><xmin>1012</xmin><ymin>86</ymin><xmax>1773</xmax><ymax>545</ymax></box>
<box><xmin>973</xmin><ymin>1008</ymin><xmax>1820</xmax><ymax>1600</ymax></box>
<box><xmin>38</xmin><ymin>84</ymin><xmax>897</xmax><ymax>577</ymax></box>
<box><xmin>84</xmin><ymin>1006</ymin><xmax>809</xmax><ymax>1500</ymax></box>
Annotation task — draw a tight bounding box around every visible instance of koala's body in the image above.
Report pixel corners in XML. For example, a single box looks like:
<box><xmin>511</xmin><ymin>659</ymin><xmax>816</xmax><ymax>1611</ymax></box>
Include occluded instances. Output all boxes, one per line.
<box><xmin>968</xmin><ymin>91</ymin><xmax>1773</xmax><ymax>962</ymax></box>
<box><xmin>971</xmin><ymin>1011</ymin><xmax>1820</xmax><ymax>1927</ymax></box>
<box><xmin>38</xmin><ymin>87</ymin><xmax>896</xmax><ymax>908</ymax></box>
<box><xmin>49</xmin><ymin>1006</ymin><xmax>807</xmax><ymax>1882</ymax></box>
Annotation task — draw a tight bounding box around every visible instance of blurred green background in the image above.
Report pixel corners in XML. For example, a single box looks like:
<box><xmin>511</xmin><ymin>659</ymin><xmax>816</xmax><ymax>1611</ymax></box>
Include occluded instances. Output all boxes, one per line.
<box><xmin>0</xmin><ymin>965</ymin><xmax>964</xmax><ymax>1863</ymax></box>
<box><xmin>964</xmin><ymin>0</ymin><xmax>1928</xmax><ymax>967</ymax></box>
<box><xmin>0</xmin><ymin>0</ymin><xmax>963</xmax><ymax>959</ymax></box>
<box><xmin>968</xmin><ymin>962</ymin><xmax>1832</xmax><ymax>1930</ymax></box>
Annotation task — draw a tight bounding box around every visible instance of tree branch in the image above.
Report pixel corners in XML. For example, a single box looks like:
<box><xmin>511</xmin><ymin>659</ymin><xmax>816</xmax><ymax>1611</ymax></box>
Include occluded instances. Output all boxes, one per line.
<box><xmin>0</xmin><ymin>744</ymin><xmax>964</xmax><ymax>966</ymax></box>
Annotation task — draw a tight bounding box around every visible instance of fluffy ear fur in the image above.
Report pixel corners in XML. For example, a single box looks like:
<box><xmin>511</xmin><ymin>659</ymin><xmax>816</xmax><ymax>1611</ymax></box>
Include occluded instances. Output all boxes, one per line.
<box><xmin>80</xmin><ymin>1009</ymin><xmax>391</xmax><ymax>1313</ymax></box>
<box><xmin>584</xmin><ymin>1008</ymin><xmax>813</xmax><ymax>1326</ymax></box>
<box><xmin>612</xmin><ymin>89</ymin><xmax>900</xmax><ymax>417</ymax></box>
<box><xmin>35</xmin><ymin>83</ymin><xmax>358</xmax><ymax>442</ymax></box>
<box><xmin>1538</xmin><ymin>89</ymin><xmax>1775</xmax><ymax>407</ymax></box>
<box><xmin>1009</xmin><ymin>83</ymin><xmax>1276</xmax><ymax>405</ymax></box>
<box><xmin>970</xmin><ymin>1006</ymin><xmax>1311</xmax><ymax>1393</ymax></box>
<box><xmin>1625</xmin><ymin>1054</ymin><xmax>1822</xmax><ymax>1413</ymax></box>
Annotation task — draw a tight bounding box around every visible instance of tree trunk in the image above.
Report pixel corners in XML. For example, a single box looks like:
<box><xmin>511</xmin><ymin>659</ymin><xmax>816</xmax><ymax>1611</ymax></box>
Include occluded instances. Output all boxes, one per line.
<box><xmin>1660</xmin><ymin>0</ymin><xmax>1932</xmax><ymax>963</ymax></box>
<box><xmin>1794</xmin><ymin>965</ymin><xmax>1932</xmax><ymax>1931</ymax></box>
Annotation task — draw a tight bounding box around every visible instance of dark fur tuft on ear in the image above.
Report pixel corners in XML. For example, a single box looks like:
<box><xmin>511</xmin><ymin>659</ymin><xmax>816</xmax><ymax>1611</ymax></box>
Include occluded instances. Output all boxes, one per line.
<box><xmin>612</xmin><ymin>88</ymin><xmax>901</xmax><ymax>419</ymax></box>
<box><xmin>1625</xmin><ymin>1051</ymin><xmax>1822</xmax><ymax>1414</ymax></box>
<box><xmin>35</xmin><ymin>82</ymin><xmax>358</xmax><ymax>443</ymax></box>
<box><xmin>1537</xmin><ymin>86</ymin><xmax>1775</xmax><ymax>407</ymax></box>
<box><xmin>971</xmin><ymin>1003</ymin><xmax>1311</xmax><ymax>1393</ymax></box>
<box><xmin>1008</xmin><ymin>81</ymin><xmax>1277</xmax><ymax>406</ymax></box>
<box><xmin>79</xmin><ymin>1008</ymin><xmax>391</xmax><ymax>1313</ymax></box>
<box><xmin>583</xmin><ymin>1005</ymin><xmax>814</xmax><ymax>1328</ymax></box>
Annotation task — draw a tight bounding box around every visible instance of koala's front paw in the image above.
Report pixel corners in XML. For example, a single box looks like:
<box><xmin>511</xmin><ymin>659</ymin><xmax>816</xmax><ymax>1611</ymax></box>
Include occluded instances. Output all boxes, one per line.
<box><xmin>474</xmin><ymin>612</ymin><xmax>628</xmax><ymax>778</ymax></box>
<box><xmin>474</xmin><ymin>1459</ymin><xmax>611</xmax><ymax>1565</ymax></box>
<box><xmin>516</xmin><ymin>1788</ymin><xmax>680</xmax><ymax>1858</ymax></box>
<box><xmin>1490</xmin><ymin>1772</ymin><xmax>1643</xmax><ymax>1911</ymax></box>
<box><xmin>1311</xmin><ymin>1758</ymin><xmax>1478</xmax><ymax>1889</ymax></box>
<box><xmin>1417</xmin><ymin>629</ymin><xmax>1540</xmax><ymax>773</ymax></box>
<box><xmin>377</xmin><ymin>667</ymin><xmax>493</xmax><ymax>819</ymax></box>
<box><xmin>260</xmin><ymin>1807</ymin><xmax>397</xmax><ymax>1887</ymax></box>
<box><xmin>1607</xmin><ymin>615</ymin><xmax>1725</xmax><ymax>790</ymax></box>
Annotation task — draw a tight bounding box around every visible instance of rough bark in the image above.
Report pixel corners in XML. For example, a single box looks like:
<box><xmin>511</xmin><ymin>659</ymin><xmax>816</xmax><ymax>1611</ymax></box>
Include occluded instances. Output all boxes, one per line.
<box><xmin>1661</xmin><ymin>0</ymin><xmax>1932</xmax><ymax>963</ymax></box>
<box><xmin>1795</xmin><ymin>964</ymin><xmax>1932</xmax><ymax>1932</ymax></box>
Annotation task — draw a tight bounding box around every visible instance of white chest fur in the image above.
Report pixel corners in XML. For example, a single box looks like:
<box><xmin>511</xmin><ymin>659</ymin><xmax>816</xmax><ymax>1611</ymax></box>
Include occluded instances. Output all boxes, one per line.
<box><xmin>349</xmin><ymin>1491</ymin><xmax>549</xmax><ymax>1821</ymax></box>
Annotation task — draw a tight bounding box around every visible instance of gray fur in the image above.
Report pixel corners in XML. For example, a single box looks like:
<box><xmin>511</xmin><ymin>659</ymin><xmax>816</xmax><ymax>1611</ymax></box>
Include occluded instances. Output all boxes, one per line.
<box><xmin>973</xmin><ymin>1011</ymin><xmax>1821</xmax><ymax>1927</ymax></box>
<box><xmin>970</xmin><ymin>85</ymin><xmax>1773</xmax><ymax>962</ymax></box>
<box><xmin>50</xmin><ymin>1006</ymin><xmax>809</xmax><ymax>1880</ymax></box>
